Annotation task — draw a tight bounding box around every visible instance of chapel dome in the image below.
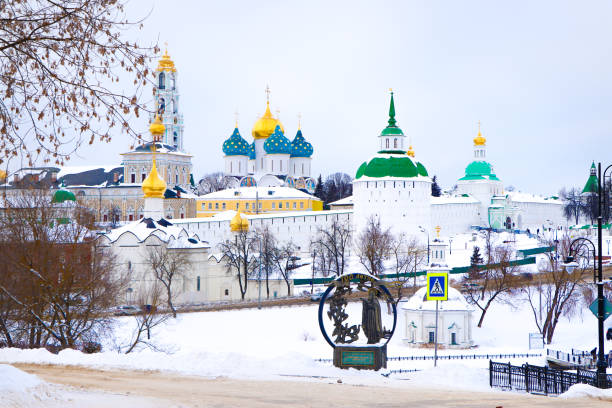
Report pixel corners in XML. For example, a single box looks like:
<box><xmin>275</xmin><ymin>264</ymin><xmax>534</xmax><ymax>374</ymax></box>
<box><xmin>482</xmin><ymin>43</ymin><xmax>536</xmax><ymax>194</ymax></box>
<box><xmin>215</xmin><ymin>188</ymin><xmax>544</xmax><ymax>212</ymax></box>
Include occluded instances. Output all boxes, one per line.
<box><xmin>264</xmin><ymin>125</ymin><xmax>292</xmax><ymax>154</ymax></box>
<box><xmin>459</xmin><ymin>161</ymin><xmax>500</xmax><ymax>181</ymax></box>
<box><xmin>52</xmin><ymin>188</ymin><xmax>76</xmax><ymax>204</ymax></box>
<box><xmin>252</xmin><ymin>102</ymin><xmax>284</xmax><ymax>139</ymax></box>
<box><xmin>290</xmin><ymin>129</ymin><xmax>313</xmax><ymax>158</ymax></box>
<box><xmin>230</xmin><ymin>211</ymin><xmax>249</xmax><ymax>232</ymax></box>
<box><xmin>402</xmin><ymin>287</ymin><xmax>472</xmax><ymax>311</ymax></box>
<box><xmin>248</xmin><ymin>143</ymin><xmax>256</xmax><ymax>160</ymax></box>
<box><xmin>222</xmin><ymin>127</ymin><xmax>249</xmax><ymax>156</ymax></box>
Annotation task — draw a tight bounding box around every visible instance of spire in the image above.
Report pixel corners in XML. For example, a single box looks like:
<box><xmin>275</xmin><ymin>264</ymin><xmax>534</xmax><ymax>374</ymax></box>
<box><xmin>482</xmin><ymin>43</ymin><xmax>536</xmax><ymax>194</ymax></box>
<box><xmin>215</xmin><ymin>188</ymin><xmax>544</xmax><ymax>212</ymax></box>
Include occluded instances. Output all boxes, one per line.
<box><xmin>473</xmin><ymin>120</ymin><xmax>486</xmax><ymax>146</ymax></box>
<box><xmin>582</xmin><ymin>161</ymin><xmax>599</xmax><ymax>194</ymax></box>
<box><xmin>388</xmin><ymin>89</ymin><xmax>397</xmax><ymax>127</ymax></box>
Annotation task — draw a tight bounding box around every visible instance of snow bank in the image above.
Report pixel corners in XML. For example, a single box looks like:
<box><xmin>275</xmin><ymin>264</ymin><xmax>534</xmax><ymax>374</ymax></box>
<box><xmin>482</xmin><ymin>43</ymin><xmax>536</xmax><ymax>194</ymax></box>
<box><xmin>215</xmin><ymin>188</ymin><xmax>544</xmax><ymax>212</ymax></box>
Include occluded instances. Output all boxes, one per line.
<box><xmin>0</xmin><ymin>364</ymin><xmax>63</xmax><ymax>407</ymax></box>
<box><xmin>405</xmin><ymin>363</ymin><xmax>491</xmax><ymax>392</ymax></box>
<box><xmin>559</xmin><ymin>383</ymin><xmax>612</xmax><ymax>401</ymax></box>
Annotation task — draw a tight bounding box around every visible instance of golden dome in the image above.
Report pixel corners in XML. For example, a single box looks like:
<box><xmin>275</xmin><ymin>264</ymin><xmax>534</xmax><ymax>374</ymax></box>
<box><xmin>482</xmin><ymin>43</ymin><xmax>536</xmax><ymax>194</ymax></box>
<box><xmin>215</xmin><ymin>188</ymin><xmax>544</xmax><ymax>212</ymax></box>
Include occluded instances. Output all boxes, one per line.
<box><xmin>142</xmin><ymin>160</ymin><xmax>166</xmax><ymax>198</ymax></box>
<box><xmin>156</xmin><ymin>49</ymin><xmax>176</xmax><ymax>72</ymax></box>
<box><xmin>252</xmin><ymin>101</ymin><xmax>284</xmax><ymax>139</ymax></box>
<box><xmin>142</xmin><ymin>117</ymin><xmax>167</xmax><ymax>198</ymax></box>
<box><xmin>149</xmin><ymin>115</ymin><xmax>165</xmax><ymax>137</ymax></box>
<box><xmin>473</xmin><ymin>122</ymin><xmax>486</xmax><ymax>146</ymax></box>
<box><xmin>230</xmin><ymin>211</ymin><xmax>249</xmax><ymax>232</ymax></box>
<box><xmin>406</xmin><ymin>145</ymin><xmax>415</xmax><ymax>157</ymax></box>
<box><xmin>0</xmin><ymin>170</ymin><xmax>6</xmax><ymax>180</ymax></box>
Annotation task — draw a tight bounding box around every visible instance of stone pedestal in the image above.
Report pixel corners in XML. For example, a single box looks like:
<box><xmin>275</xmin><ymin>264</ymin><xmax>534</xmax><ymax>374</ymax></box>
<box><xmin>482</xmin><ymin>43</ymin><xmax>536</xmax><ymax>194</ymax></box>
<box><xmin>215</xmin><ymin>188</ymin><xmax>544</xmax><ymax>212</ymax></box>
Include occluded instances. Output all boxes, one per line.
<box><xmin>333</xmin><ymin>344</ymin><xmax>387</xmax><ymax>371</ymax></box>
<box><xmin>143</xmin><ymin>197</ymin><xmax>164</xmax><ymax>219</ymax></box>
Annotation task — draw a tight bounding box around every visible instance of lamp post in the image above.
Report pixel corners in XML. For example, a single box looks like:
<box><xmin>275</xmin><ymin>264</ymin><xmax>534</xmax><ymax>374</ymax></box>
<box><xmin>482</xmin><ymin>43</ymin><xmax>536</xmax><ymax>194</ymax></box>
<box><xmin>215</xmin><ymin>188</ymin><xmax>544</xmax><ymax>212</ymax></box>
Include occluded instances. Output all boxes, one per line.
<box><xmin>419</xmin><ymin>226</ymin><xmax>430</xmax><ymax>265</ymax></box>
<box><xmin>562</xmin><ymin>162</ymin><xmax>611</xmax><ymax>388</ymax></box>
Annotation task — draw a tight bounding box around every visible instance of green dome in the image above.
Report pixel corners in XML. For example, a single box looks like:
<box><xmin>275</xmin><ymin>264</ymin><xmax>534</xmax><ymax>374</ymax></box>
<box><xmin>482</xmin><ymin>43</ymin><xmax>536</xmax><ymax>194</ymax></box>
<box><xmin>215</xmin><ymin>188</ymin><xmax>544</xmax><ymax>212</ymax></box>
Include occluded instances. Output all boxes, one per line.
<box><xmin>52</xmin><ymin>188</ymin><xmax>76</xmax><ymax>204</ymax></box>
<box><xmin>381</xmin><ymin>126</ymin><xmax>404</xmax><ymax>136</ymax></box>
<box><xmin>459</xmin><ymin>160</ymin><xmax>500</xmax><ymax>181</ymax></box>
<box><xmin>355</xmin><ymin>153</ymin><xmax>428</xmax><ymax>179</ymax></box>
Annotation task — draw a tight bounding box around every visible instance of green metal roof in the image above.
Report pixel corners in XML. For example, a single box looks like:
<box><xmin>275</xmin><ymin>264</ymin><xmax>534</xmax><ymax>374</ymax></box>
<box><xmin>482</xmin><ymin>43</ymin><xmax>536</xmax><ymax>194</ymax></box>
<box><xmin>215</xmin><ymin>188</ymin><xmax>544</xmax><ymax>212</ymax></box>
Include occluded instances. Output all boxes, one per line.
<box><xmin>381</xmin><ymin>91</ymin><xmax>404</xmax><ymax>136</ymax></box>
<box><xmin>355</xmin><ymin>154</ymin><xmax>428</xmax><ymax>179</ymax></box>
<box><xmin>52</xmin><ymin>189</ymin><xmax>76</xmax><ymax>204</ymax></box>
<box><xmin>459</xmin><ymin>160</ymin><xmax>500</xmax><ymax>181</ymax></box>
<box><xmin>582</xmin><ymin>162</ymin><xmax>598</xmax><ymax>194</ymax></box>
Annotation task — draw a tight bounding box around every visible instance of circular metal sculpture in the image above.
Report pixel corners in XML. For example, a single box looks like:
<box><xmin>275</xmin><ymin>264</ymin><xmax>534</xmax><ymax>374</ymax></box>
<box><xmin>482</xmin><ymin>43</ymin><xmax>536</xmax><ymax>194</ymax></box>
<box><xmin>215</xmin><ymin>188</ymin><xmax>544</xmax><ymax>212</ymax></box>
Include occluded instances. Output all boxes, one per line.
<box><xmin>318</xmin><ymin>272</ymin><xmax>397</xmax><ymax>370</ymax></box>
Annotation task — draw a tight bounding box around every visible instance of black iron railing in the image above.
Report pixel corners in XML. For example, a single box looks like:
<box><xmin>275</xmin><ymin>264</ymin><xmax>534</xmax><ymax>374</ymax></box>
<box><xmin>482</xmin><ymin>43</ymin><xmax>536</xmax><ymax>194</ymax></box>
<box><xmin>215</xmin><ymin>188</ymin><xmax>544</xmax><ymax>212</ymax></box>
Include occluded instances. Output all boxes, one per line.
<box><xmin>489</xmin><ymin>360</ymin><xmax>612</xmax><ymax>395</ymax></box>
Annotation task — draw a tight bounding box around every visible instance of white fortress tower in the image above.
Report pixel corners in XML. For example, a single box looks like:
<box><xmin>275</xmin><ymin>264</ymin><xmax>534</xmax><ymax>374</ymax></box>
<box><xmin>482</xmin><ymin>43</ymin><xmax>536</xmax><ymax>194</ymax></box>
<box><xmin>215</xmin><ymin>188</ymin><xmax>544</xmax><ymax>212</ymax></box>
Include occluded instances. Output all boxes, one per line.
<box><xmin>352</xmin><ymin>91</ymin><xmax>432</xmax><ymax>238</ymax></box>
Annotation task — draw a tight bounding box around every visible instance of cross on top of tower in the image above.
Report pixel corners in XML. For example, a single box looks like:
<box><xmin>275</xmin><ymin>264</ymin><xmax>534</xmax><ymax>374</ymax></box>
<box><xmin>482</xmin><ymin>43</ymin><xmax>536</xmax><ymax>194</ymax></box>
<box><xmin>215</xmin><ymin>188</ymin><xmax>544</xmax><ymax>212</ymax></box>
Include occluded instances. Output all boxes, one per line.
<box><xmin>234</xmin><ymin>110</ymin><xmax>239</xmax><ymax>127</ymax></box>
<box><xmin>297</xmin><ymin>113</ymin><xmax>302</xmax><ymax>130</ymax></box>
<box><xmin>265</xmin><ymin>85</ymin><xmax>270</xmax><ymax>102</ymax></box>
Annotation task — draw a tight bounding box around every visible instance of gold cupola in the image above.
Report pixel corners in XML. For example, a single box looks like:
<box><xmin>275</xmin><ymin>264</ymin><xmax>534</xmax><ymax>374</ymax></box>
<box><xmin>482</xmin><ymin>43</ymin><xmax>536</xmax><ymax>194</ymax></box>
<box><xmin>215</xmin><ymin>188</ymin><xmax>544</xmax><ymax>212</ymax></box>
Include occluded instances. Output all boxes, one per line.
<box><xmin>406</xmin><ymin>145</ymin><xmax>415</xmax><ymax>157</ymax></box>
<box><xmin>142</xmin><ymin>116</ymin><xmax>167</xmax><ymax>199</ymax></box>
<box><xmin>473</xmin><ymin>121</ymin><xmax>486</xmax><ymax>146</ymax></box>
<box><xmin>230</xmin><ymin>211</ymin><xmax>249</xmax><ymax>232</ymax></box>
<box><xmin>252</xmin><ymin>86</ymin><xmax>284</xmax><ymax>139</ymax></box>
<box><xmin>156</xmin><ymin>49</ymin><xmax>176</xmax><ymax>72</ymax></box>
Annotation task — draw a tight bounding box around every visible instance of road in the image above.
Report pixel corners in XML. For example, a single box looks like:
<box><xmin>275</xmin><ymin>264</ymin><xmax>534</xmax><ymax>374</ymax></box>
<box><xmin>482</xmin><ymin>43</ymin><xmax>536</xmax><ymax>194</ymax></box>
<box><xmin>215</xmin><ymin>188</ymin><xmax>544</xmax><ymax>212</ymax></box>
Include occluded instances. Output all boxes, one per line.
<box><xmin>12</xmin><ymin>363</ymin><xmax>611</xmax><ymax>408</ymax></box>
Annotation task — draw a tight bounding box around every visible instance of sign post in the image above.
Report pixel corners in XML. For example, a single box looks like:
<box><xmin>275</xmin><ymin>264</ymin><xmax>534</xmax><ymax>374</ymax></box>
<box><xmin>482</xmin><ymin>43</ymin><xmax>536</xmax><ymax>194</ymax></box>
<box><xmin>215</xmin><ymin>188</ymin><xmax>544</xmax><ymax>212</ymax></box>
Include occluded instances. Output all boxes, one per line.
<box><xmin>427</xmin><ymin>271</ymin><xmax>448</xmax><ymax>367</ymax></box>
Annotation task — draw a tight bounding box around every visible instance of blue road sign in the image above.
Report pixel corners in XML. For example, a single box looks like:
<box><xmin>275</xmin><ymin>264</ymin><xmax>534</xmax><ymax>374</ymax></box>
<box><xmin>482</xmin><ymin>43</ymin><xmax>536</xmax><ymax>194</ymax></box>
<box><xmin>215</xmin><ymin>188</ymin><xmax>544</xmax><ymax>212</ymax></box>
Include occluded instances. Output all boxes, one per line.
<box><xmin>426</xmin><ymin>272</ymin><xmax>448</xmax><ymax>301</ymax></box>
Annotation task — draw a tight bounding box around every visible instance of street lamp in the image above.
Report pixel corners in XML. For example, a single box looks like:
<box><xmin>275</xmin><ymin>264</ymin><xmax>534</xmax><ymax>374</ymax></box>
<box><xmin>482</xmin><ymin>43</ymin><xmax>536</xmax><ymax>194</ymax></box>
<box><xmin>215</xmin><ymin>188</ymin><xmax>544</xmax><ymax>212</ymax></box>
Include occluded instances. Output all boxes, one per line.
<box><xmin>561</xmin><ymin>160</ymin><xmax>611</xmax><ymax>388</ymax></box>
<box><xmin>418</xmin><ymin>225</ymin><xmax>430</xmax><ymax>265</ymax></box>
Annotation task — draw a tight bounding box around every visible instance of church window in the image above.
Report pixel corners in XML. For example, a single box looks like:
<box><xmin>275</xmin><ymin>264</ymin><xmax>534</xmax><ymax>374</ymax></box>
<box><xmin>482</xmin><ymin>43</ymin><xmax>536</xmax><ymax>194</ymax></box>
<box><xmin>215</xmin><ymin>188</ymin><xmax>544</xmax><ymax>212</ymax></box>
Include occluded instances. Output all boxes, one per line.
<box><xmin>197</xmin><ymin>276</ymin><xmax>201</xmax><ymax>291</ymax></box>
<box><xmin>215</xmin><ymin>203</ymin><xmax>219</xmax><ymax>210</ymax></box>
<box><xmin>230</xmin><ymin>162</ymin><xmax>232</xmax><ymax>173</ymax></box>
<box><xmin>394</xmin><ymin>138</ymin><xmax>398</xmax><ymax>148</ymax></box>
<box><xmin>280</xmin><ymin>161</ymin><xmax>283</xmax><ymax>172</ymax></box>
<box><xmin>239</xmin><ymin>162</ymin><xmax>241</xmax><ymax>172</ymax></box>
<box><xmin>385</xmin><ymin>139</ymin><xmax>389</xmax><ymax>148</ymax></box>
<box><xmin>236</xmin><ymin>203</ymin><xmax>239</xmax><ymax>210</ymax></box>
<box><xmin>158</xmin><ymin>72</ymin><xmax>165</xmax><ymax>89</ymax></box>
<box><xmin>246</xmin><ymin>203</ymin><xmax>249</xmax><ymax>209</ymax></box>
<box><xmin>293</xmin><ymin>202</ymin><xmax>296</xmax><ymax>209</ymax></box>
<box><xmin>272</xmin><ymin>161</ymin><xmax>274</xmax><ymax>172</ymax></box>
<box><xmin>103</xmin><ymin>214</ymin><xmax>108</xmax><ymax>222</ymax></box>
<box><xmin>208</xmin><ymin>203</ymin><xmax>212</xmax><ymax>210</ymax></box>
<box><xmin>279</xmin><ymin>202</ymin><xmax>282</xmax><ymax>209</ymax></box>
<box><xmin>224</xmin><ymin>289</ymin><xmax>229</xmax><ymax>296</ymax></box>
<box><xmin>286</xmin><ymin>202</ymin><xmax>289</xmax><ymax>208</ymax></box>
<box><xmin>300</xmin><ymin>202</ymin><xmax>304</xmax><ymax>209</ymax></box>
<box><xmin>222</xmin><ymin>203</ymin><xmax>226</xmax><ymax>210</ymax></box>
<box><xmin>293</xmin><ymin>164</ymin><xmax>296</xmax><ymax>173</ymax></box>
<box><xmin>428</xmin><ymin>331</ymin><xmax>435</xmax><ymax>343</ymax></box>
<box><xmin>131</xmin><ymin>173</ymin><xmax>135</xmax><ymax>183</ymax></box>
<box><xmin>302</xmin><ymin>164</ymin><xmax>304</xmax><ymax>173</ymax></box>
<box><xmin>141</xmin><ymin>173</ymin><xmax>146</xmax><ymax>182</ymax></box>
<box><xmin>128</xmin><ymin>214</ymin><xmax>133</xmax><ymax>221</ymax></box>
<box><xmin>272</xmin><ymin>202</ymin><xmax>276</xmax><ymax>209</ymax></box>
<box><xmin>176</xmin><ymin>174</ymin><xmax>179</xmax><ymax>184</ymax></box>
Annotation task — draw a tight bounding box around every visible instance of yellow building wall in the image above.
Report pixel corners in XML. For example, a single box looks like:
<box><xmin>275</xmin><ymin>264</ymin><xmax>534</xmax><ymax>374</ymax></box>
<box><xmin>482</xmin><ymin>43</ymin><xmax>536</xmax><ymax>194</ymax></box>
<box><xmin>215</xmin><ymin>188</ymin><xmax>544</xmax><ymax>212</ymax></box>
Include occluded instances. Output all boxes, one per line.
<box><xmin>196</xmin><ymin>197</ymin><xmax>323</xmax><ymax>218</ymax></box>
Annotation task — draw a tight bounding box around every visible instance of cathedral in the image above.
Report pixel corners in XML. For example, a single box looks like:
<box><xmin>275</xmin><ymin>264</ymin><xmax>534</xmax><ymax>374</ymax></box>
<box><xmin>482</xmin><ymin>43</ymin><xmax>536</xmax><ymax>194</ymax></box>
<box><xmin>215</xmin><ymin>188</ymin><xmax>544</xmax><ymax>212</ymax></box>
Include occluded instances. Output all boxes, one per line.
<box><xmin>221</xmin><ymin>87</ymin><xmax>317</xmax><ymax>194</ymax></box>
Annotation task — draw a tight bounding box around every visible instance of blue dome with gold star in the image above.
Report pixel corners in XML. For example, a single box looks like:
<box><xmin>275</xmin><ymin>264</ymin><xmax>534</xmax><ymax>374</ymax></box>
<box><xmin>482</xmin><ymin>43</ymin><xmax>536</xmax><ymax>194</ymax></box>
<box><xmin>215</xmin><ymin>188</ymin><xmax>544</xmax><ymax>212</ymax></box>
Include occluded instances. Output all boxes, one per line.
<box><xmin>222</xmin><ymin>127</ymin><xmax>249</xmax><ymax>156</ymax></box>
<box><xmin>290</xmin><ymin>129</ymin><xmax>313</xmax><ymax>158</ymax></box>
<box><xmin>263</xmin><ymin>125</ymin><xmax>291</xmax><ymax>154</ymax></box>
<box><xmin>248</xmin><ymin>142</ymin><xmax>256</xmax><ymax>160</ymax></box>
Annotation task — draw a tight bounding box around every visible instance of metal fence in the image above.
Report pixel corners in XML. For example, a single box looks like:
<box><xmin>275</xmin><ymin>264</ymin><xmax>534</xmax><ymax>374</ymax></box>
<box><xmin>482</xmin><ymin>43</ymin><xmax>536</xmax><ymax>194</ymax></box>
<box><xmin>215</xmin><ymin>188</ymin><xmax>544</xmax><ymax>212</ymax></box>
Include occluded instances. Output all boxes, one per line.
<box><xmin>546</xmin><ymin>348</ymin><xmax>594</xmax><ymax>368</ymax></box>
<box><xmin>316</xmin><ymin>352</ymin><xmax>541</xmax><ymax>363</ymax></box>
<box><xmin>489</xmin><ymin>360</ymin><xmax>612</xmax><ymax>395</ymax></box>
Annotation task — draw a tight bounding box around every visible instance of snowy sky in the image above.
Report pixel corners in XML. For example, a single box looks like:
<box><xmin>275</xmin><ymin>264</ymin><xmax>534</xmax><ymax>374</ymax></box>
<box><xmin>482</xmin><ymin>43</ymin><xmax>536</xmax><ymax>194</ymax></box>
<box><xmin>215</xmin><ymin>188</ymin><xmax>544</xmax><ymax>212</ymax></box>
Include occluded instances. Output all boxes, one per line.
<box><xmin>65</xmin><ymin>0</ymin><xmax>612</xmax><ymax>195</ymax></box>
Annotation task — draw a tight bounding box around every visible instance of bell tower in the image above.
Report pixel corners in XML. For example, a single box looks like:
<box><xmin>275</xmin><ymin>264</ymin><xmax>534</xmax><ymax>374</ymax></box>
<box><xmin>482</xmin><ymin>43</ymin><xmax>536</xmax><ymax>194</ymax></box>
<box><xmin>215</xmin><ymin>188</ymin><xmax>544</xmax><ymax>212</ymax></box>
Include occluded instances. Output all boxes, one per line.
<box><xmin>152</xmin><ymin>48</ymin><xmax>185</xmax><ymax>152</ymax></box>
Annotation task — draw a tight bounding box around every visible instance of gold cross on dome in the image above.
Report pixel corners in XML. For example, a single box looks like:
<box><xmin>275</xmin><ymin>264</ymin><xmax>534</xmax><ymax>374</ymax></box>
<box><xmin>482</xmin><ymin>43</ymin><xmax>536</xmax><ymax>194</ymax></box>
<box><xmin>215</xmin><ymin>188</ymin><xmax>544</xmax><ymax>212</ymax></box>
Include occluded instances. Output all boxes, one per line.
<box><xmin>265</xmin><ymin>85</ymin><xmax>270</xmax><ymax>102</ymax></box>
<box><xmin>297</xmin><ymin>113</ymin><xmax>302</xmax><ymax>130</ymax></box>
<box><xmin>234</xmin><ymin>110</ymin><xmax>239</xmax><ymax>127</ymax></box>
<box><xmin>478</xmin><ymin>120</ymin><xmax>481</xmax><ymax>132</ymax></box>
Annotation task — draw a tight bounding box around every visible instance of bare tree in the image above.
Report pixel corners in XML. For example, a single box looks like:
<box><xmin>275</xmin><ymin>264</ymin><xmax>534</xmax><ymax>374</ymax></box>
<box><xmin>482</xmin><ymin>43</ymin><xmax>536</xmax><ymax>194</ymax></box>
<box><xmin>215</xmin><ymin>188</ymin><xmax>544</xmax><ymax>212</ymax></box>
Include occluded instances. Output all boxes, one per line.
<box><xmin>0</xmin><ymin>189</ymin><xmax>123</xmax><ymax>349</ymax></box>
<box><xmin>218</xmin><ymin>230</ymin><xmax>255</xmax><ymax>300</ymax></box>
<box><xmin>197</xmin><ymin>172</ymin><xmax>235</xmax><ymax>195</ymax></box>
<box><xmin>310</xmin><ymin>218</ymin><xmax>352</xmax><ymax>277</ymax></box>
<box><xmin>255</xmin><ymin>226</ymin><xmax>276</xmax><ymax>299</ymax></box>
<box><xmin>122</xmin><ymin>284</ymin><xmax>169</xmax><ymax>354</ymax></box>
<box><xmin>560</xmin><ymin>187</ymin><xmax>586</xmax><ymax>225</ymax></box>
<box><xmin>145</xmin><ymin>246</ymin><xmax>191</xmax><ymax>318</ymax></box>
<box><xmin>522</xmin><ymin>236</ymin><xmax>588</xmax><ymax>344</ymax></box>
<box><xmin>356</xmin><ymin>216</ymin><xmax>393</xmax><ymax>276</ymax></box>
<box><xmin>321</xmin><ymin>172</ymin><xmax>353</xmax><ymax>205</ymax></box>
<box><xmin>461</xmin><ymin>244</ymin><xmax>521</xmax><ymax>327</ymax></box>
<box><xmin>272</xmin><ymin>241</ymin><xmax>297</xmax><ymax>296</ymax></box>
<box><xmin>389</xmin><ymin>234</ymin><xmax>426</xmax><ymax>302</ymax></box>
<box><xmin>0</xmin><ymin>1</ymin><xmax>157</xmax><ymax>166</ymax></box>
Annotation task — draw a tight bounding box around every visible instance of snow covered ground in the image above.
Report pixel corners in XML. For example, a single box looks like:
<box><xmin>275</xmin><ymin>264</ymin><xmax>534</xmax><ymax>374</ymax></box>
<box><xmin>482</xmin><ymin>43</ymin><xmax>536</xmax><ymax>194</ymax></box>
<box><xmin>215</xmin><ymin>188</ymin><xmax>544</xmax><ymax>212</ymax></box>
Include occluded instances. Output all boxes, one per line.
<box><xmin>0</xmin><ymin>292</ymin><xmax>608</xmax><ymax>391</ymax></box>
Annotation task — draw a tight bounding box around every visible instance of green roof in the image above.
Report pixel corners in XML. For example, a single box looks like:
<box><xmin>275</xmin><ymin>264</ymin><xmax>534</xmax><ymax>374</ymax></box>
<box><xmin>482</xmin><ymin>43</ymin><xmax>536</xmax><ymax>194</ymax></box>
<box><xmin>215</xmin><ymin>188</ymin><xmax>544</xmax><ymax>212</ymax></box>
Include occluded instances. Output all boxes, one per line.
<box><xmin>459</xmin><ymin>160</ymin><xmax>500</xmax><ymax>181</ymax></box>
<box><xmin>582</xmin><ymin>162</ymin><xmax>598</xmax><ymax>194</ymax></box>
<box><xmin>355</xmin><ymin>154</ymin><xmax>428</xmax><ymax>179</ymax></box>
<box><xmin>52</xmin><ymin>189</ymin><xmax>76</xmax><ymax>204</ymax></box>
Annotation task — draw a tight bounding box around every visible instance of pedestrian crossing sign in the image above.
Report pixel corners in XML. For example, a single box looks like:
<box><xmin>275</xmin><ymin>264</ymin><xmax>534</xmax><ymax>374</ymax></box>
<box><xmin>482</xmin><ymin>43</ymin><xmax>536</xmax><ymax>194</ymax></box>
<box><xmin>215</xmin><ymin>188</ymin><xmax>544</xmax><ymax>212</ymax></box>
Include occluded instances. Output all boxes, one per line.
<box><xmin>426</xmin><ymin>272</ymin><xmax>448</xmax><ymax>301</ymax></box>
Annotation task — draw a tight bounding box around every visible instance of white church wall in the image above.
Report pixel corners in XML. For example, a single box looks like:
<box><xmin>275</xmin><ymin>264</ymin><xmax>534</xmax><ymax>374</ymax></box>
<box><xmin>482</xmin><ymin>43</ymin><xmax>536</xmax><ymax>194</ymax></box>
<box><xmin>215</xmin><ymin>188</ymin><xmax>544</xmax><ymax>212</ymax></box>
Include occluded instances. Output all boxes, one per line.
<box><xmin>431</xmin><ymin>201</ymin><xmax>481</xmax><ymax>236</ymax></box>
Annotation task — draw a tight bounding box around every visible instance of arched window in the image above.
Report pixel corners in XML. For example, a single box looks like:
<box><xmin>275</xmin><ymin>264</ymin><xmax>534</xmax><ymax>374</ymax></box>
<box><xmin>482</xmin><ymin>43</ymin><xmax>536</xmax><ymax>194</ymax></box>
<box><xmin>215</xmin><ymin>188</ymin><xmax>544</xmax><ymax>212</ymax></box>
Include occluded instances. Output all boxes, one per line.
<box><xmin>394</xmin><ymin>138</ymin><xmax>398</xmax><ymax>148</ymax></box>
<box><xmin>158</xmin><ymin>72</ymin><xmax>165</xmax><ymax>90</ymax></box>
<box><xmin>385</xmin><ymin>139</ymin><xmax>389</xmax><ymax>148</ymax></box>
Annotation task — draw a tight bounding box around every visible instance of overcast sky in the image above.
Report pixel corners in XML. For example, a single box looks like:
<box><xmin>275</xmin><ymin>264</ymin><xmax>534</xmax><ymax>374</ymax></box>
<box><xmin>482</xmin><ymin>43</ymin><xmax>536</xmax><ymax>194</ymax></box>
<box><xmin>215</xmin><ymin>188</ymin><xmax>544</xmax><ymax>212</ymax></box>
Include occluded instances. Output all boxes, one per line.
<box><xmin>66</xmin><ymin>0</ymin><xmax>612</xmax><ymax>195</ymax></box>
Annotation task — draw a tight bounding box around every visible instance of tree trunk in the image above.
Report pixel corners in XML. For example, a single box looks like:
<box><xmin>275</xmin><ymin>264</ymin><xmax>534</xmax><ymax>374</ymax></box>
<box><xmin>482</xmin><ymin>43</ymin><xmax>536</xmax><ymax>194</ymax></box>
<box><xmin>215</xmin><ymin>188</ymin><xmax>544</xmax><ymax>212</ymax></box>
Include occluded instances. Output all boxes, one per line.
<box><xmin>166</xmin><ymin>284</ymin><xmax>176</xmax><ymax>318</ymax></box>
